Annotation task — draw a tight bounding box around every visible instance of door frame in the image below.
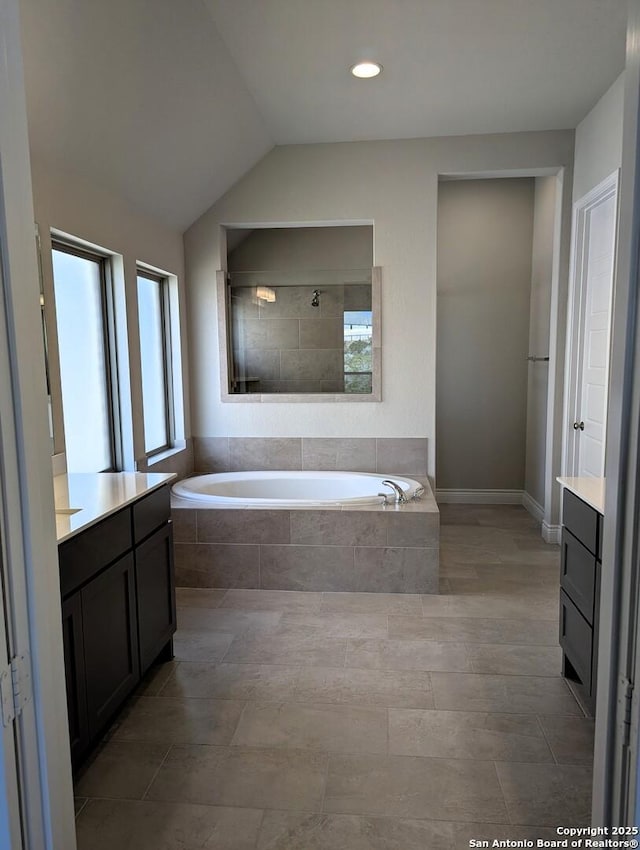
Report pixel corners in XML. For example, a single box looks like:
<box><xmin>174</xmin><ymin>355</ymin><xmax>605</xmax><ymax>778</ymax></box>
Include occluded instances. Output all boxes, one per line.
<box><xmin>562</xmin><ymin>170</ymin><xmax>619</xmax><ymax>479</ymax></box>
<box><xmin>0</xmin><ymin>0</ymin><xmax>77</xmax><ymax>845</ymax></box>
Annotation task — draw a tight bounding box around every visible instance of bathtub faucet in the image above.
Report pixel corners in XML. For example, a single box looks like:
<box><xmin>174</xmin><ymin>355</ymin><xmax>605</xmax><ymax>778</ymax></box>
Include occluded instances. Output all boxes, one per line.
<box><xmin>379</xmin><ymin>479</ymin><xmax>408</xmax><ymax>504</ymax></box>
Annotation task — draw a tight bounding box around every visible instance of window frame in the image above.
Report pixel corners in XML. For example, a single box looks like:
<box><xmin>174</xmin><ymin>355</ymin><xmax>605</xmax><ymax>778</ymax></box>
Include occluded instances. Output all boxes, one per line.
<box><xmin>51</xmin><ymin>239</ymin><xmax>122</xmax><ymax>472</ymax></box>
<box><xmin>136</xmin><ymin>268</ymin><xmax>175</xmax><ymax>458</ymax></box>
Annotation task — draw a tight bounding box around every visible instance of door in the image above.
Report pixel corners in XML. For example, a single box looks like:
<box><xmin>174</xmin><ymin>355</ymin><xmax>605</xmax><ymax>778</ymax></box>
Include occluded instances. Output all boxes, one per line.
<box><xmin>565</xmin><ymin>172</ymin><xmax>618</xmax><ymax>478</ymax></box>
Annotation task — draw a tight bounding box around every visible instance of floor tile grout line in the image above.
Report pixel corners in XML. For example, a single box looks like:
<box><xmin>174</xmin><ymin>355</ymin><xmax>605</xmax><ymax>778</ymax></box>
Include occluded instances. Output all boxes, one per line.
<box><xmin>140</xmin><ymin>743</ymin><xmax>173</xmax><ymax>801</ymax></box>
<box><xmin>252</xmin><ymin>809</ymin><xmax>267</xmax><ymax>850</ymax></box>
<box><xmin>318</xmin><ymin>752</ymin><xmax>331</xmax><ymax>814</ymax></box>
<box><xmin>492</xmin><ymin>759</ymin><xmax>515</xmax><ymax>826</ymax></box>
<box><xmin>535</xmin><ymin>713</ymin><xmax>559</xmax><ymax>765</ymax></box>
<box><xmin>73</xmin><ymin>798</ymin><xmax>89</xmax><ymax>819</ymax></box>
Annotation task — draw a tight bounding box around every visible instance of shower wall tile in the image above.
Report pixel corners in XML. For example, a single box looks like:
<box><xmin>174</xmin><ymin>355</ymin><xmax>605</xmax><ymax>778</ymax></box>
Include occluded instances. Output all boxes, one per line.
<box><xmin>228</xmin><ymin>438</ymin><xmax>303</xmax><ymax>471</ymax></box>
<box><xmin>299</xmin><ymin>317</ymin><xmax>344</xmax><ymax>349</ymax></box>
<box><xmin>197</xmin><ymin>509</ymin><xmax>291</xmax><ymax>544</ymax></box>
<box><xmin>280</xmin><ymin>349</ymin><xmax>344</xmax><ymax>382</ymax></box>
<box><xmin>344</xmin><ymin>283</ymin><xmax>372</xmax><ymax>310</ymax></box>
<box><xmin>376</xmin><ymin>438</ymin><xmax>428</xmax><ymax>476</ymax></box>
<box><xmin>174</xmin><ymin>543</ymin><xmax>260</xmax><ymax>588</ymax></box>
<box><xmin>278</xmin><ymin>380</ymin><xmax>326</xmax><ymax>394</ymax></box>
<box><xmin>258</xmin><ymin>287</ymin><xmax>319</xmax><ymax>319</ymax></box>
<box><xmin>239</xmin><ymin>318</ymin><xmax>299</xmax><ymax>350</ymax></box>
<box><xmin>193</xmin><ymin>437</ymin><xmax>230</xmax><ymax>473</ymax></box>
<box><xmin>318</xmin><ymin>284</ymin><xmax>344</xmax><ymax>318</ymax></box>
<box><xmin>302</xmin><ymin>438</ymin><xmax>377</xmax><ymax>472</ymax></box>
<box><xmin>235</xmin><ymin>349</ymin><xmax>281</xmax><ymax>382</ymax></box>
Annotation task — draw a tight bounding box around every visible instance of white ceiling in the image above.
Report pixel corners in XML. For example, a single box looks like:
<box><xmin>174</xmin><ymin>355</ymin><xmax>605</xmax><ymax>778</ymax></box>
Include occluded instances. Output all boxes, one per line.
<box><xmin>205</xmin><ymin>0</ymin><xmax>627</xmax><ymax>144</ymax></box>
<box><xmin>19</xmin><ymin>0</ymin><xmax>627</xmax><ymax>232</ymax></box>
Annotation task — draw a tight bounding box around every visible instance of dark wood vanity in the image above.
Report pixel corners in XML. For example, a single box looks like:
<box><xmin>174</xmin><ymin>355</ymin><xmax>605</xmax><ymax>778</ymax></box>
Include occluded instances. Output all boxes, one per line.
<box><xmin>559</xmin><ymin>482</ymin><xmax>604</xmax><ymax>716</ymax></box>
<box><xmin>57</xmin><ymin>476</ymin><xmax>176</xmax><ymax>769</ymax></box>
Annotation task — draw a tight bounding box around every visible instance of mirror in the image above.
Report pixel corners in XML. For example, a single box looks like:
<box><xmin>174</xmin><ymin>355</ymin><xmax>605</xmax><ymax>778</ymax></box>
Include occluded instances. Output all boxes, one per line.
<box><xmin>217</xmin><ymin>225</ymin><xmax>381</xmax><ymax>401</ymax></box>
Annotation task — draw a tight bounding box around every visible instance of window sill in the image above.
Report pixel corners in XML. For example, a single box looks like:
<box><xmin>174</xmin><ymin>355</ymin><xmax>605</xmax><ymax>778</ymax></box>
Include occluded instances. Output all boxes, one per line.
<box><xmin>140</xmin><ymin>442</ymin><xmax>187</xmax><ymax>469</ymax></box>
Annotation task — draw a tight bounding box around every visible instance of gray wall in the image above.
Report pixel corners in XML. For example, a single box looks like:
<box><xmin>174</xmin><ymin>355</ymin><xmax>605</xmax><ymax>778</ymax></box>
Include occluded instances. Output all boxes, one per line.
<box><xmin>525</xmin><ymin>176</ymin><xmax>557</xmax><ymax>507</ymax></box>
<box><xmin>436</xmin><ymin>178</ymin><xmax>535</xmax><ymax>491</ymax></box>
<box><xmin>228</xmin><ymin>225</ymin><xmax>373</xmax><ymax>271</ymax></box>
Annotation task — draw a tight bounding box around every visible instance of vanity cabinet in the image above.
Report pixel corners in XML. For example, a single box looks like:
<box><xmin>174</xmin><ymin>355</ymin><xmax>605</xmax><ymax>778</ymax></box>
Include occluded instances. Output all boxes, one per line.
<box><xmin>58</xmin><ymin>484</ymin><xmax>175</xmax><ymax>768</ymax></box>
<box><xmin>559</xmin><ymin>488</ymin><xmax>603</xmax><ymax>715</ymax></box>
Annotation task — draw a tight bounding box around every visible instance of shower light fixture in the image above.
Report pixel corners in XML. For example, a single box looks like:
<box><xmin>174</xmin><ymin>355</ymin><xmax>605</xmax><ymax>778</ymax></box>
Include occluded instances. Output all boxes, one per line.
<box><xmin>256</xmin><ymin>286</ymin><xmax>276</xmax><ymax>303</ymax></box>
<box><xmin>350</xmin><ymin>61</ymin><xmax>382</xmax><ymax>79</ymax></box>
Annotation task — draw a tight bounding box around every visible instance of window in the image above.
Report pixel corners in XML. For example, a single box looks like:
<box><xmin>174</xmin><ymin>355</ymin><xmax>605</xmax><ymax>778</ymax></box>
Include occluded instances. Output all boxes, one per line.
<box><xmin>137</xmin><ymin>270</ymin><xmax>173</xmax><ymax>456</ymax></box>
<box><xmin>344</xmin><ymin>310</ymin><xmax>373</xmax><ymax>393</ymax></box>
<box><xmin>52</xmin><ymin>242</ymin><xmax>119</xmax><ymax>472</ymax></box>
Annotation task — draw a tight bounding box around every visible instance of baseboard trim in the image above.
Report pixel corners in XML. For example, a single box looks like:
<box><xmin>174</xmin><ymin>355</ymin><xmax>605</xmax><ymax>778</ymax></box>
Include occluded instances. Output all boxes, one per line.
<box><xmin>435</xmin><ymin>489</ymin><xmax>524</xmax><ymax>505</ymax></box>
<box><xmin>522</xmin><ymin>491</ymin><xmax>544</xmax><ymax>523</ymax></box>
<box><xmin>435</xmin><ymin>489</ymin><xmax>560</xmax><ymax>544</ymax></box>
<box><xmin>542</xmin><ymin>522</ymin><xmax>562</xmax><ymax>545</ymax></box>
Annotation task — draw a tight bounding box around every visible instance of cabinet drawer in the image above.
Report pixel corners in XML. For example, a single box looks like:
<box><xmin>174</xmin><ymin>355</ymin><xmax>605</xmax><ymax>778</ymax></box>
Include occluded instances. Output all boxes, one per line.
<box><xmin>561</xmin><ymin>528</ymin><xmax>597</xmax><ymax>625</ymax></box>
<box><xmin>563</xmin><ymin>489</ymin><xmax>599</xmax><ymax>556</ymax></box>
<box><xmin>59</xmin><ymin>508</ymin><xmax>132</xmax><ymax>597</ymax></box>
<box><xmin>133</xmin><ymin>485</ymin><xmax>170</xmax><ymax>544</ymax></box>
<box><xmin>560</xmin><ymin>589</ymin><xmax>593</xmax><ymax>693</ymax></box>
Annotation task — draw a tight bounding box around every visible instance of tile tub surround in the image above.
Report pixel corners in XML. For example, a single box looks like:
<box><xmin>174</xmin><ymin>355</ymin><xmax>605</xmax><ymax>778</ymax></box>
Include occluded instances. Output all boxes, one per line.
<box><xmin>171</xmin><ymin>482</ymin><xmax>439</xmax><ymax>593</ymax></box>
<box><xmin>74</xmin><ymin>506</ymin><xmax>590</xmax><ymax>849</ymax></box>
<box><xmin>193</xmin><ymin>436</ymin><xmax>429</xmax><ymax>476</ymax></box>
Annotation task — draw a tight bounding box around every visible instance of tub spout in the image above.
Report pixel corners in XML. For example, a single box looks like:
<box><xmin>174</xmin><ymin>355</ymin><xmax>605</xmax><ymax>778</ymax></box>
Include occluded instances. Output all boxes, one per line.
<box><xmin>379</xmin><ymin>479</ymin><xmax>408</xmax><ymax>504</ymax></box>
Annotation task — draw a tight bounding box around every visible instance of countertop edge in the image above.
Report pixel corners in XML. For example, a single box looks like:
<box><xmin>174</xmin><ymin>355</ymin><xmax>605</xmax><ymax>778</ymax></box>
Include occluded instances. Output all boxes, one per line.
<box><xmin>56</xmin><ymin>472</ymin><xmax>176</xmax><ymax>544</ymax></box>
<box><xmin>557</xmin><ymin>476</ymin><xmax>605</xmax><ymax>515</ymax></box>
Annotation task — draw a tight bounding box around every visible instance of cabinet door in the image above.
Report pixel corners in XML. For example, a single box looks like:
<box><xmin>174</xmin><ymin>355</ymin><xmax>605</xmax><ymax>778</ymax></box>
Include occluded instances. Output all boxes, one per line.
<box><xmin>82</xmin><ymin>553</ymin><xmax>140</xmax><ymax>738</ymax></box>
<box><xmin>135</xmin><ymin>522</ymin><xmax>176</xmax><ymax>675</ymax></box>
<box><xmin>61</xmin><ymin>593</ymin><xmax>89</xmax><ymax>767</ymax></box>
<box><xmin>560</xmin><ymin>589</ymin><xmax>593</xmax><ymax>693</ymax></box>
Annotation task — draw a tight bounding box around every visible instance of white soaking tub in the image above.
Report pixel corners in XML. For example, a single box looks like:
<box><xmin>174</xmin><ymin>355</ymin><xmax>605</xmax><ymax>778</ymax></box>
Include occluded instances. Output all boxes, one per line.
<box><xmin>171</xmin><ymin>470</ymin><xmax>424</xmax><ymax>508</ymax></box>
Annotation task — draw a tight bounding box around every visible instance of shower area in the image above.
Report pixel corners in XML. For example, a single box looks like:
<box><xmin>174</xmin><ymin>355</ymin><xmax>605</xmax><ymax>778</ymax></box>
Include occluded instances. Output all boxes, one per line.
<box><xmin>223</xmin><ymin>225</ymin><xmax>374</xmax><ymax>396</ymax></box>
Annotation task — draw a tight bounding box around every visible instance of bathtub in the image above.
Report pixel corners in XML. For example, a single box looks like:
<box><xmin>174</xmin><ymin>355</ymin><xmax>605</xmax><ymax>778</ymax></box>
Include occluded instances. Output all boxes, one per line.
<box><xmin>171</xmin><ymin>470</ymin><xmax>424</xmax><ymax>508</ymax></box>
<box><xmin>171</xmin><ymin>471</ymin><xmax>439</xmax><ymax>594</ymax></box>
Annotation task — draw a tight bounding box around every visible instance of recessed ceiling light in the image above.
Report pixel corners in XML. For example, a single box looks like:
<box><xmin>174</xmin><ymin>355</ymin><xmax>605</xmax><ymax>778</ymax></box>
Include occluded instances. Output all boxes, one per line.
<box><xmin>350</xmin><ymin>61</ymin><xmax>382</xmax><ymax>79</ymax></box>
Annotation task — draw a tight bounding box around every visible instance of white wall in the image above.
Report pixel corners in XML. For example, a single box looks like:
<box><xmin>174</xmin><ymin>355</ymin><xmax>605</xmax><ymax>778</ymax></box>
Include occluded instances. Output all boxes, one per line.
<box><xmin>436</xmin><ymin>178</ymin><xmax>535</xmax><ymax>491</ymax></box>
<box><xmin>30</xmin><ymin>157</ymin><xmax>191</xmax><ymax>473</ymax></box>
<box><xmin>185</xmin><ymin>131</ymin><xmax>574</xmax><ymax>479</ymax></box>
<box><xmin>573</xmin><ymin>73</ymin><xmax>625</xmax><ymax>202</ymax></box>
<box><xmin>525</xmin><ymin>176</ymin><xmax>557</xmax><ymax>507</ymax></box>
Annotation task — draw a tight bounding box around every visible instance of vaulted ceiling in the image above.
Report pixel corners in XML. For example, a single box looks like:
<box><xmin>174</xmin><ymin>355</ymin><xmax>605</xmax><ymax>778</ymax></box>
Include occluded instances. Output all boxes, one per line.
<box><xmin>19</xmin><ymin>0</ymin><xmax>627</xmax><ymax>231</ymax></box>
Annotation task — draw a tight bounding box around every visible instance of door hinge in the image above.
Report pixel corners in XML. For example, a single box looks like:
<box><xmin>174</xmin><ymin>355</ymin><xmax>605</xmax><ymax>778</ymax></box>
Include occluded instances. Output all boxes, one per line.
<box><xmin>0</xmin><ymin>654</ymin><xmax>31</xmax><ymax>727</ymax></box>
<box><xmin>621</xmin><ymin>677</ymin><xmax>634</xmax><ymax>747</ymax></box>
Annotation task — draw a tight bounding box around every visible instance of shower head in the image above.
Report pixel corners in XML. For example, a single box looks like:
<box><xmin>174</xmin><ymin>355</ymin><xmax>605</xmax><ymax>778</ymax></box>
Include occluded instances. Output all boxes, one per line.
<box><xmin>311</xmin><ymin>289</ymin><xmax>320</xmax><ymax>307</ymax></box>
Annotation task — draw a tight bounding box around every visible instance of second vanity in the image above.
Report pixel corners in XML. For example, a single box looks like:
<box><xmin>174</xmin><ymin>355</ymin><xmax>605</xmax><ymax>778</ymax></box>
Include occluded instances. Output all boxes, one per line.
<box><xmin>55</xmin><ymin>472</ymin><xmax>176</xmax><ymax>769</ymax></box>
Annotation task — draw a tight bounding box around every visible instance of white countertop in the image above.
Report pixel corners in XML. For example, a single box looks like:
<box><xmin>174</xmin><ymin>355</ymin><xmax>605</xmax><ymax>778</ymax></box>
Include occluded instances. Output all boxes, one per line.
<box><xmin>55</xmin><ymin>472</ymin><xmax>176</xmax><ymax>543</ymax></box>
<box><xmin>557</xmin><ymin>476</ymin><xmax>605</xmax><ymax>515</ymax></box>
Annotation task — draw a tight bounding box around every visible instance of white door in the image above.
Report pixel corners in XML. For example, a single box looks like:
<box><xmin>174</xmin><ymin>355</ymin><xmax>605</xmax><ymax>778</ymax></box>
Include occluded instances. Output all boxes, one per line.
<box><xmin>564</xmin><ymin>172</ymin><xmax>618</xmax><ymax>479</ymax></box>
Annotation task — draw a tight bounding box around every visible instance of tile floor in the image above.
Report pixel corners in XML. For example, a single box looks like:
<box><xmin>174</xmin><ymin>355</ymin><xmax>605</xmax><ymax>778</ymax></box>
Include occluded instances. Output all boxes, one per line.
<box><xmin>74</xmin><ymin>505</ymin><xmax>594</xmax><ymax>849</ymax></box>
